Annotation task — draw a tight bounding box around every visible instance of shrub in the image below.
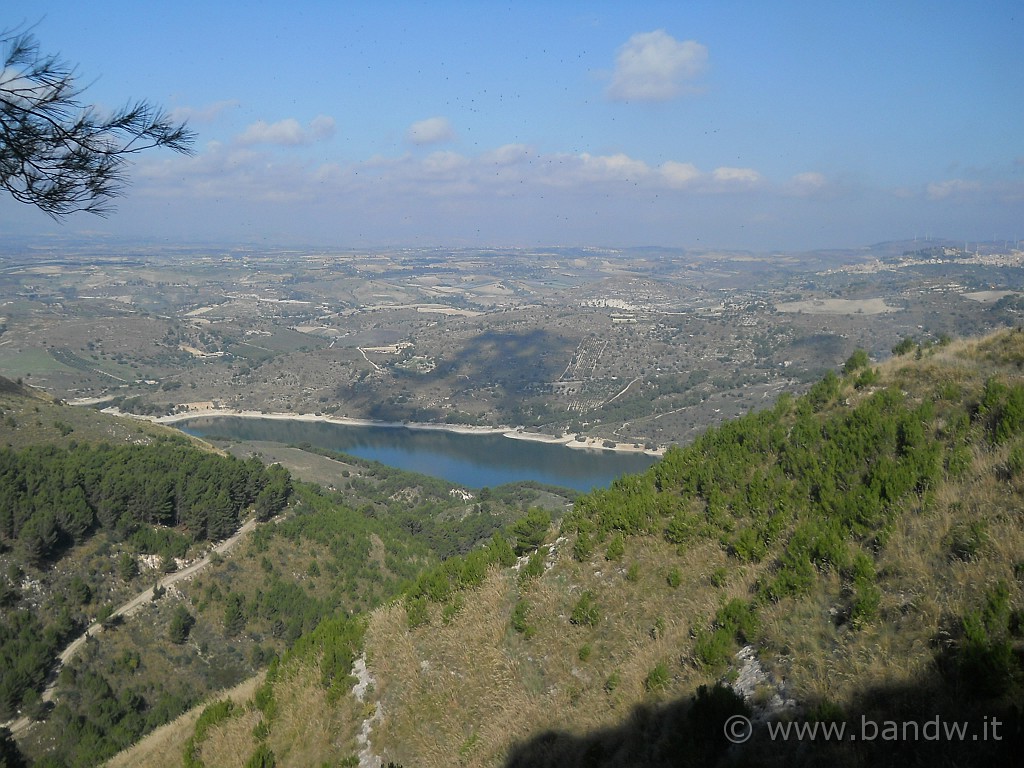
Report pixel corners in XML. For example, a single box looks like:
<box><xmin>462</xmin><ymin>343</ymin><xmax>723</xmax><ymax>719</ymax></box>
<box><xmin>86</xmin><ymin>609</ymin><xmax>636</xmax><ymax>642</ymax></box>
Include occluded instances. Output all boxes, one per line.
<box><xmin>665</xmin><ymin>511</ymin><xmax>702</xmax><ymax>545</ymax></box>
<box><xmin>604</xmin><ymin>672</ymin><xmax>620</xmax><ymax>693</ymax></box>
<box><xmin>892</xmin><ymin>337</ymin><xmax>916</xmax><ymax>356</ymax></box>
<box><xmin>511</xmin><ymin>508</ymin><xmax>550</xmax><ymax>554</ymax></box>
<box><xmin>729</xmin><ymin>526</ymin><xmax>767</xmax><ymax>562</ymax></box>
<box><xmin>519</xmin><ymin>548</ymin><xmax>546</xmax><ymax>581</ymax></box>
<box><xmin>666</xmin><ymin>567</ymin><xmax>682</xmax><ymax>588</ymax></box>
<box><xmin>244</xmin><ymin>743</ymin><xmax>276</xmax><ymax>768</ymax></box>
<box><xmin>1004</xmin><ymin>444</ymin><xmax>1024</xmax><ymax>479</ymax></box>
<box><xmin>843</xmin><ymin>349</ymin><xmax>870</xmax><ymax>375</ymax></box>
<box><xmin>511</xmin><ymin>599</ymin><xmax>535</xmax><ymax>639</ymax></box>
<box><xmin>572</xmin><ymin>530</ymin><xmax>593</xmax><ymax>561</ymax></box>
<box><xmin>570</xmin><ymin>591</ymin><xmax>600</xmax><ymax>628</ymax></box>
<box><xmin>853</xmin><ymin>367</ymin><xmax>879</xmax><ymax>389</ymax></box>
<box><xmin>441</xmin><ymin>595</ymin><xmax>463</xmax><ymax>626</ymax></box>
<box><xmin>709</xmin><ymin>567</ymin><xmax>728</xmax><ymax>588</ymax></box>
<box><xmin>117</xmin><ymin>552</ymin><xmax>138</xmax><ymax>581</ymax></box>
<box><xmin>169</xmin><ymin>605</ymin><xmax>196</xmax><ymax>644</ymax></box>
<box><xmin>644</xmin><ymin>661</ymin><xmax>671</xmax><ymax>692</ymax></box>
<box><xmin>945</xmin><ymin>519</ymin><xmax>988</xmax><ymax>562</ymax></box>
<box><xmin>694</xmin><ymin>627</ymin><xmax>733</xmax><ymax>668</ymax></box>
<box><xmin>405</xmin><ymin>596</ymin><xmax>429</xmax><ymax>629</ymax></box>
<box><xmin>954</xmin><ymin>582</ymin><xmax>1015</xmax><ymax>697</ymax></box>
<box><xmin>604</xmin><ymin>533</ymin><xmax>625</xmax><ymax>562</ymax></box>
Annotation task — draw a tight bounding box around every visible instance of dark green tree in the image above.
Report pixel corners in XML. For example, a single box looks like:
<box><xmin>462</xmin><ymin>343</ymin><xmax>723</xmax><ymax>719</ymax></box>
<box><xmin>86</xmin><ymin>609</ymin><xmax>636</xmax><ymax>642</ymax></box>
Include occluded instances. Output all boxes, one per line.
<box><xmin>169</xmin><ymin>605</ymin><xmax>196</xmax><ymax>645</ymax></box>
<box><xmin>0</xmin><ymin>27</ymin><xmax>194</xmax><ymax>218</ymax></box>
<box><xmin>223</xmin><ymin>593</ymin><xmax>246</xmax><ymax>638</ymax></box>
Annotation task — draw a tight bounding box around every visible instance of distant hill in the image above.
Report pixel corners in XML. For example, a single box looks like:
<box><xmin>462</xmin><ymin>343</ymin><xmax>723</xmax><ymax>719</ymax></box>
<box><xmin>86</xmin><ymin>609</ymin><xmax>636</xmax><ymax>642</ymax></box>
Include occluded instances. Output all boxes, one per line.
<box><xmin>121</xmin><ymin>328</ymin><xmax>1024</xmax><ymax>768</ymax></box>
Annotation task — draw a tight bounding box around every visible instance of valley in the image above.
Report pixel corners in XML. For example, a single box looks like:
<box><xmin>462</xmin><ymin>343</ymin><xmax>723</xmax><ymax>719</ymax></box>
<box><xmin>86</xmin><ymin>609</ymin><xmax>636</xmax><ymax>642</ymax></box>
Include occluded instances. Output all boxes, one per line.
<box><xmin>2</xmin><ymin>240</ymin><xmax>1024</xmax><ymax>767</ymax></box>
<box><xmin>3</xmin><ymin>238</ymin><xmax>1022</xmax><ymax>450</ymax></box>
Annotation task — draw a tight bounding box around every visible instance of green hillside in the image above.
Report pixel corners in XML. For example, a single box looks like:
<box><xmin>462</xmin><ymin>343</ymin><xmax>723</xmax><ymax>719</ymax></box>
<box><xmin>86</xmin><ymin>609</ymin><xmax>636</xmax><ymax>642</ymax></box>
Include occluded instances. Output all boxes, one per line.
<box><xmin>145</xmin><ymin>330</ymin><xmax>1024</xmax><ymax>768</ymax></box>
<box><xmin>0</xmin><ymin>375</ymin><xmax>571</xmax><ymax>767</ymax></box>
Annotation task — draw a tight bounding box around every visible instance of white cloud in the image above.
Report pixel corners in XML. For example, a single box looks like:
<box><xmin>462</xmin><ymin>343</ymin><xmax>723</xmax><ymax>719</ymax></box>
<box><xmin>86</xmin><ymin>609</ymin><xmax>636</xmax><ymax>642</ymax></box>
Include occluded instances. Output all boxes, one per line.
<box><xmin>659</xmin><ymin>160</ymin><xmax>702</xmax><ymax>187</ymax></box>
<box><xmin>406</xmin><ymin>116</ymin><xmax>455</xmax><ymax>145</ymax></box>
<box><xmin>136</xmin><ymin>137</ymin><xmax>781</xmax><ymax>219</ymax></box>
<box><xmin>712</xmin><ymin>166</ymin><xmax>763</xmax><ymax>186</ymax></box>
<box><xmin>577</xmin><ymin>152</ymin><xmax>651</xmax><ymax>182</ymax></box>
<box><xmin>236</xmin><ymin>115</ymin><xmax>335</xmax><ymax>146</ymax></box>
<box><xmin>606</xmin><ymin>30</ymin><xmax>708</xmax><ymax>102</ymax></box>
<box><xmin>926</xmin><ymin>178</ymin><xmax>981</xmax><ymax>200</ymax></box>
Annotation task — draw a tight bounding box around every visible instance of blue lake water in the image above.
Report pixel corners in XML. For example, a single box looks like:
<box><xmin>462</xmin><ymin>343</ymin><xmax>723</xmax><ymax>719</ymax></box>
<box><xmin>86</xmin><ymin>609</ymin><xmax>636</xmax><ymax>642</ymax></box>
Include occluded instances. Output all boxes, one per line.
<box><xmin>179</xmin><ymin>416</ymin><xmax>658</xmax><ymax>492</ymax></box>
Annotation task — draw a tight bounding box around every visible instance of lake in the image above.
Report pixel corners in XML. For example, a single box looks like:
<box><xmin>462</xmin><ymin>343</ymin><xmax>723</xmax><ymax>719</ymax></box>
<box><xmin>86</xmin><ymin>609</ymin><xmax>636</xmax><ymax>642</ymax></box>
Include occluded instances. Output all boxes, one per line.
<box><xmin>179</xmin><ymin>416</ymin><xmax>658</xmax><ymax>492</ymax></box>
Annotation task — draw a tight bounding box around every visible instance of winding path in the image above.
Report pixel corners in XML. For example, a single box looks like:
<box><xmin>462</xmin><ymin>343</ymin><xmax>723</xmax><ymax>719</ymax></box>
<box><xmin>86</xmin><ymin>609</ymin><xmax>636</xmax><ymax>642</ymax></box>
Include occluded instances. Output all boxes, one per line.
<box><xmin>4</xmin><ymin>516</ymin><xmax>259</xmax><ymax>738</ymax></box>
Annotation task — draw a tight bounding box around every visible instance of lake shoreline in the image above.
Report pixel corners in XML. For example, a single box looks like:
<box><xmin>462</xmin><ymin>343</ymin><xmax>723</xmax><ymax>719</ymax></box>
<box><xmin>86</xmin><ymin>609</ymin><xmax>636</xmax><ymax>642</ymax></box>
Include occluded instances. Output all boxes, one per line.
<box><xmin>143</xmin><ymin>407</ymin><xmax>665</xmax><ymax>457</ymax></box>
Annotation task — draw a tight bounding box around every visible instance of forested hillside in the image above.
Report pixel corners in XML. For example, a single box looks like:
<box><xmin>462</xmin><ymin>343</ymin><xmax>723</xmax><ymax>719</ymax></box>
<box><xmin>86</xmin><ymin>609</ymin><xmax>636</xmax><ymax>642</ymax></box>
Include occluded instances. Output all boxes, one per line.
<box><xmin>156</xmin><ymin>330</ymin><xmax>1024</xmax><ymax>768</ymax></box>
<box><xmin>0</xmin><ymin>379</ymin><xmax>570</xmax><ymax>767</ymax></box>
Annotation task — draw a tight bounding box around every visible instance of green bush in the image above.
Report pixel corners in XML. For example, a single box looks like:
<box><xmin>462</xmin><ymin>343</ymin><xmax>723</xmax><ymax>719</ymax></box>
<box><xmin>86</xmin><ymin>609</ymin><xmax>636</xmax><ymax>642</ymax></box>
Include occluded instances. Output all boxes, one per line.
<box><xmin>570</xmin><ymin>590</ymin><xmax>600</xmax><ymax>628</ymax></box>
<box><xmin>519</xmin><ymin>547</ymin><xmax>546</xmax><ymax>581</ymax></box>
<box><xmin>666</xmin><ymin>567</ymin><xmax>682</xmax><ymax>588</ymax></box>
<box><xmin>892</xmin><ymin>336</ymin><xmax>916</xmax><ymax>356</ymax></box>
<box><xmin>441</xmin><ymin>595</ymin><xmax>463</xmax><ymax>626</ymax></box>
<box><xmin>1005</xmin><ymin>444</ymin><xmax>1024</xmax><ymax>478</ymax></box>
<box><xmin>405</xmin><ymin>595</ymin><xmax>429</xmax><ymax>629</ymax></box>
<box><xmin>644</xmin><ymin>661</ymin><xmax>671</xmax><ymax>692</ymax></box>
<box><xmin>716</xmin><ymin>599</ymin><xmax>760</xmax><ymax>643</ymax></box>
<box><xmin>604</xmin><ymin>672</ymin><xmax>620</xmax><ymax>693</ymax></box>
<box><xmin>511</xmin><ymin>599</ymin><xmax>535</xmax><ymax>638</ymax></box>
<box><xmin>169</xmin><ymin>605</ymin><xmax>196</xmax><ymax>644</ymax></box>
<box><xmin>664</xmin><ymin>511</ymin><xmax>702</xmax><ymax>545</ymax></box>
<box><xmin>843</xmin><ymin>349</ymin><xmax>870</xmax><ymax>375</ymax></box>
<box><xmin>572</xmin><ymin>530</ymin><xmax>594</xmax><ymax>561</ymax></box>
<box><xmin>511</xmin><ymin>508</ymin><xmax>550</xmax><ymax>554</ymax></box>
<box><xmin>694</xmin><ymin>627</ymin><xmax>733</xmax><ymax>668</ymax></box>
<box><xmin>954</xmin><ymin>582</ymin><xmax>1015</xmax><ymax>697</ymax></box>
<box><xmin>729</xmin><ymin>525</ymin><xmax>767</xmax><ymax>562</ymax></box>
<box><xmin>604</xmin><ymin>533</ymin><xmax>625</xmax><ymax>561</ymax></box>
<box><xmin>244</xmin><ymin>743</ymin><xmax>276</xmax><ymax>768</ymax></box>
<box><xmin>945</xmin><ymin>519</ymin><xmax>988</xmax><ymax>561</ymax></box>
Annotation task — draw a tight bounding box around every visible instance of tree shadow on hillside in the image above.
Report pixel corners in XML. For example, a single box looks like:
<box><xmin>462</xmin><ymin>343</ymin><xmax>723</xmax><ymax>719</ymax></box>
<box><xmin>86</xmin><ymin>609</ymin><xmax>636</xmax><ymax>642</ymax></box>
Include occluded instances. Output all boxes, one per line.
<box><xmin>503</xmin><ymin>670</ymin><xmax>1024</xmax><ymax>768</ymax></box>
<box><xmin>439</xmin><ymin>329</ymin><xmax>571</xmax><ymax>396</ymax></box>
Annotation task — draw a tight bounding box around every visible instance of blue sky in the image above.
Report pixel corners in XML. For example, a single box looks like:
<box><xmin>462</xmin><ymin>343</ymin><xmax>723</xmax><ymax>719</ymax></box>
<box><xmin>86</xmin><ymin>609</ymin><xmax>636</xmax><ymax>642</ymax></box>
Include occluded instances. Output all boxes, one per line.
<box><xmin>2</xmin><ymin>1</ymin><xmax>1022</xmax><ymax>250</ymax></box>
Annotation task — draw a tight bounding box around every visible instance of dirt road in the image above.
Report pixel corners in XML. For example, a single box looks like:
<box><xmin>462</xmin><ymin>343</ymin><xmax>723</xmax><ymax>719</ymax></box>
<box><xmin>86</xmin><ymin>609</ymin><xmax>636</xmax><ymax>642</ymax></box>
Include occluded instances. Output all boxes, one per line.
<box><xmin>4</xmin><ymin>516</ymin><xmax>259</xmax><ymax>738</ymax></box>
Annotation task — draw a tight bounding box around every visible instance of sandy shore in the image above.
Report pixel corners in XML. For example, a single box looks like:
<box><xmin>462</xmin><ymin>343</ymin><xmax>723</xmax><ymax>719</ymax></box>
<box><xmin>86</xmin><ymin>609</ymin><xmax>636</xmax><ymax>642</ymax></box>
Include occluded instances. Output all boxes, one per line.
<box><xmin>134</xmin><ymin>407</ymin><xmax>664</xmax><ymax>456</ymax></box>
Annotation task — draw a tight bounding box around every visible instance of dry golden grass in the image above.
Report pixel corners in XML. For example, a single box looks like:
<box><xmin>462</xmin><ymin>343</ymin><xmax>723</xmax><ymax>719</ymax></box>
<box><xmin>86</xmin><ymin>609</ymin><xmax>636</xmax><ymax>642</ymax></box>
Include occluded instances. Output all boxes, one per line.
<box><xmin>121</xmin><ymin>660</ymin><xmax>367</xmax><ymax>768</ymax></box>
<box><xmin>260</xmin><ymin>662</ymin><xmax>364</xmax><ymax>767</ymax></box>
<box><xmin>197</xmin><ymin>707</ymin><xmax>263</xmax><ymax>768</ymax></box>
<box><xmin>115</xmin><ymin>329</ymin><xmax>1024</xmax><ymax>767</ymax></box>
<box><xmin>363</xmin><ymin>533</ymin><xmax>769</xmax><ymax>767</ymax></box>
